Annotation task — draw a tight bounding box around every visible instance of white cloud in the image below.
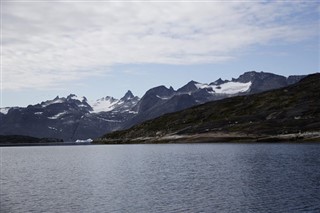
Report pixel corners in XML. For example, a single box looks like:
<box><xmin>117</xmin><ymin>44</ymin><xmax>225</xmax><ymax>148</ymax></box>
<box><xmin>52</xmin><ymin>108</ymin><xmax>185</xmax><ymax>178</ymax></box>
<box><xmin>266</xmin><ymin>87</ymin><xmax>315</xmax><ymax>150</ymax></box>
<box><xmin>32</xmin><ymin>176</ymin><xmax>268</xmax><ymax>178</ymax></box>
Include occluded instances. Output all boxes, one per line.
<box><xmin>2</xmin><ymin>1</ymin><xmax>318</xmax><ymax>90</ymax></box>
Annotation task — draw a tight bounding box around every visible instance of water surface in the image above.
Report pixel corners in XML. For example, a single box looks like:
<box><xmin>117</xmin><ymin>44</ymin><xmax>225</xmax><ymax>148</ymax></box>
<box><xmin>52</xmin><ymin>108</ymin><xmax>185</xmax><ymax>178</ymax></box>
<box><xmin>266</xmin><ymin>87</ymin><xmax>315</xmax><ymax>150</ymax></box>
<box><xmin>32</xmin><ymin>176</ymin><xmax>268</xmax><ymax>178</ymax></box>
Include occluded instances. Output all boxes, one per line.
<box><xmin>1</xmin><ymin>143</ymin><xmax>320</xmax><ymax>212</ymax></box>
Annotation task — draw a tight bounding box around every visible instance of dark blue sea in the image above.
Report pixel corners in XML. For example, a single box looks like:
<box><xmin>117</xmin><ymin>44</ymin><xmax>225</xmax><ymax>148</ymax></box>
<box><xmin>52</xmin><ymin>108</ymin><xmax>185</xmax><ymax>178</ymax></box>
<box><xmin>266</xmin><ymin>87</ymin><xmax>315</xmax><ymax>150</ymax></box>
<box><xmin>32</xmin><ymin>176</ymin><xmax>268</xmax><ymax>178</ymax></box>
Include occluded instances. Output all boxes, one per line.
<box><xmin>1</xmin><ymin>143</ymin><xmax>320</xmax><ymax>212</ymax></box>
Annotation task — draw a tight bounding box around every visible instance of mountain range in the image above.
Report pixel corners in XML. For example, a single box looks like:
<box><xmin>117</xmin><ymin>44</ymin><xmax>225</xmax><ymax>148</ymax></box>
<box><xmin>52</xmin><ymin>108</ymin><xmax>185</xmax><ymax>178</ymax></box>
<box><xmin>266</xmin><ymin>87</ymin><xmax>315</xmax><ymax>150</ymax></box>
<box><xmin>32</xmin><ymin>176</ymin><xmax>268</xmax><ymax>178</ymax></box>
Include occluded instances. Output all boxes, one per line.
<box><xmin>0</xmin><ymin>71</ymin><xmax>307</xmax><ymax>141</ymax></box>
<box><xmin>96</xmin><ymin>73</ymin><xmax>320</xmax><ymax>143</ymax></box>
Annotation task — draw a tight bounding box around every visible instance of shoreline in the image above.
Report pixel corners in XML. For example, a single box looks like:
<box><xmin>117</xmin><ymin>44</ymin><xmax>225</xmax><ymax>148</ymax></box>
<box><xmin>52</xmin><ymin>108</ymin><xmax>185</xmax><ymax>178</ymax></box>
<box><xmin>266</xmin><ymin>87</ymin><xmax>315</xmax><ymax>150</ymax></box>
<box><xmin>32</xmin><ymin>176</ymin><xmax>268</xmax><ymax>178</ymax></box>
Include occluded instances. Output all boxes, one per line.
<box><xmin>1</xmin><ymin>141</ymin><xmax>320</xmax><ymax>147</ymax></box>
<box><xmin>0</xmin><ymin>142</ymin><xmax>92</xmax><ymax>147</ymax></box>
<box><xmin>93</xmin><ymin>132</ymin><xmax>320</xmax><ymax>144</ymax></box>
<box><xmin>1</xmin><ymin>132</ymin><xmax>319</xmax><ymax>146</ymax></box>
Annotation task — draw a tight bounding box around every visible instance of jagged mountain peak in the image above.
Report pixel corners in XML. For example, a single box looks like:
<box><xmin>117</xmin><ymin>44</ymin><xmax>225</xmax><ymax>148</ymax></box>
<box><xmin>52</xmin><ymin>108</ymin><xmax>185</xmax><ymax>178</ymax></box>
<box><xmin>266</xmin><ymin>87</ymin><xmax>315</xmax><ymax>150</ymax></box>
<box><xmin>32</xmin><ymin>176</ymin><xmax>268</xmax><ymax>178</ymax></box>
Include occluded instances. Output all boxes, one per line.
<box><xmin>177</xmin><ymin>80</ymin><xmax>199</xmax><ymax>93</ymax></box>
<box><xmin>66</xmin><ymin>94</ymin><xmax>87</xmax><ymax>102</ymax></box>
<box><xmin>145</xmin><ymin>85</ymin><xmax>175</xmax><ymax>97</ymax></box>
<box><xmin>99</xmin><ymin>96</ymin><xmax>117</xmax><ymax>102</ymax></box>
<box><xmin>41</xmin><ymin>96</ymin><xmax>65</xmax><ymax>107</ymax></box>
<box><xmin>67</xmin><ymin>94</ymin><xmax>76</xmax><ymax>99</ymax></box>
<box><xmin>210</xmin><ymin>78</ymin><xmax>228</xmax><ymax>85</ymax></box>
<box><xmin>121</xmin><ymin>90</ymin><xmax>134</xmax><ymax>101</ymax></box>
<box><xmin>188</xmin><ymin>80</ymin><xmax>199</xmax><ymax>84</ymax></box>
<box><xmin>90</xmin><ymin>91</ymin><xmax>140</xmax><ymax>114</ymax></box>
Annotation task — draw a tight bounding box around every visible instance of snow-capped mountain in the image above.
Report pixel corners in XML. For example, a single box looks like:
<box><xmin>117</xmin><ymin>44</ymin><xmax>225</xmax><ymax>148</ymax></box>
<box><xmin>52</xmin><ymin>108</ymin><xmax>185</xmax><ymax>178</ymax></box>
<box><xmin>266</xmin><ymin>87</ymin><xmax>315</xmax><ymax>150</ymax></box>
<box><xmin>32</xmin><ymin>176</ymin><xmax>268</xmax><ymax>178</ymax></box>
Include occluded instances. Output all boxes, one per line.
<box><xmin>0</xmin><ymin>71</ymin><xmax>307</xmax><ymax>141</ymax></box>
<box><xmin>90</xmin><ymin>90</ymin><xmax>139</xmax><ymax>114</ymax></box>
<box><xmin>0</xmin><ymin>91</ymin><xmax>139</xmax><ymax>141</ymax></box>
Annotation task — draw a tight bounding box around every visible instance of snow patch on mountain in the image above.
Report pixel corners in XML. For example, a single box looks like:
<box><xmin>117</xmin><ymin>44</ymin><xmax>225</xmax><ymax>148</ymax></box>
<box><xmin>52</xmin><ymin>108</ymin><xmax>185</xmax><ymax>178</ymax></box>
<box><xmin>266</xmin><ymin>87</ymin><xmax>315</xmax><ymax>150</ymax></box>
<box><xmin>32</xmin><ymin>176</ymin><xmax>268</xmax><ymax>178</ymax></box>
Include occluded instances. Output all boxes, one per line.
<box><xmin>0</xmin><ymin>107</ymin><xmax>11</xmax><ymax>114</ymax></box>
<box><xmin>125</xmin><ymin>110</ymin><xmax>139</xmax><ymax>114</ymax></box>
<box><xmin>97</xmin><ymin>118</ymin><xmax>123</xmax><ymax>122</ymax></box>
<box><xmin>42</xmin><ymin>98</ymin><xmax>64</xmax><ymax>107</ymax></box>
<box><xmin>48</xmin><ymin>112</ymin><xmax>67</xmax><ymax>119</ymax></box>
<box><xmin>67</xmin><ymin>94</ymin><xmax>87</xmax><ymax>102</ymax></box>
<box><xmin>90</xmin><ymin>97</ymin><xmax>119</xmax><ymax>113</ymax></box>
<box><xmin>215</xmin><ymin>81</ymin><xmax>252</xmax><ymax>94</ymax></box>
<box><xmin>48</xmin><ymin>126</ymin><xmax>58</xmax><ymax>131</ymax></box>
<box><xmin>195</xmin><ymin>81</ymin><xmax>252</xmax><ymax>94</ymax></box>
<box><xmin>156</xmin><ymin>95</ymin><xmax>170</xmax><ymax>100</ymax></box>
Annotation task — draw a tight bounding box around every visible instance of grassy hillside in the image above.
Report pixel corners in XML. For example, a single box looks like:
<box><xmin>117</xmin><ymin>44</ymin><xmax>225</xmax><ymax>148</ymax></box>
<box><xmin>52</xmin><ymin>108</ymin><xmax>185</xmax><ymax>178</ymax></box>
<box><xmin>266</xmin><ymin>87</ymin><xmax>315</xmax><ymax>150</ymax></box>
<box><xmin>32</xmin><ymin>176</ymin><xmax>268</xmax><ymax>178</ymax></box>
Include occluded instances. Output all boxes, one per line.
<box><xmin>95</xmin><ymin>73</ymin><xmax>320</xmax><ymax>143</ymax></box>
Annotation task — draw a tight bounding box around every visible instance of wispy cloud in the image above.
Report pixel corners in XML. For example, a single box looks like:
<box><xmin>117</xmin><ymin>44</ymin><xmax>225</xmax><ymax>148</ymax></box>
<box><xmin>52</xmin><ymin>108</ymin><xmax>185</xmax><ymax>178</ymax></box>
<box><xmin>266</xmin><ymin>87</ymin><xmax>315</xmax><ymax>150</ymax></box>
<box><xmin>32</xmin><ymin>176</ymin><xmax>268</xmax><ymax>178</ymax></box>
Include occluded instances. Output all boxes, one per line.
<box><xmin>2</xmin><ymin>1</ymin><xmax>318</xmax><ymax>90</ymax></box>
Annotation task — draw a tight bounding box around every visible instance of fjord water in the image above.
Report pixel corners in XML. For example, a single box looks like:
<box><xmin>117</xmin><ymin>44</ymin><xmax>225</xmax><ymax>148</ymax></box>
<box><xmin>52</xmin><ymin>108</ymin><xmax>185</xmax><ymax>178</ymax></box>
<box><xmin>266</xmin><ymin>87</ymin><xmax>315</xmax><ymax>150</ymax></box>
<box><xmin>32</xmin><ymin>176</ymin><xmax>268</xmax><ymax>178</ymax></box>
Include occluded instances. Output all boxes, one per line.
<box><xmin>1</xmin><ymin>144</ymin><xmax>320</xmax><ymax>213</ymax></box>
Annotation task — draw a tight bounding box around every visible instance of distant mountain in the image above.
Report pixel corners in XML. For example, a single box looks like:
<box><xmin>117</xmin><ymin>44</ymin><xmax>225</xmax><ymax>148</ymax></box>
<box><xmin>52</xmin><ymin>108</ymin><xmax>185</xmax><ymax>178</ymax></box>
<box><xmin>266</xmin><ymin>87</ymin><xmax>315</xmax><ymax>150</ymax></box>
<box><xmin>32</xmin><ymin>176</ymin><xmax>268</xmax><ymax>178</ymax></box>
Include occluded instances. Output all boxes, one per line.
<box><xmin>0</xmin><ymin>92</ymin><xmax>139</xmax><ymax>141</ymax></box>
<box><xmin>96</xmin><ymin>73</ymin><xmax>320</xmax><ymax>144</ymax></box>
<box><xmin>0</xmin><ymin>71</ymin><xmax>307</xmax><ymax>141</ymax></box>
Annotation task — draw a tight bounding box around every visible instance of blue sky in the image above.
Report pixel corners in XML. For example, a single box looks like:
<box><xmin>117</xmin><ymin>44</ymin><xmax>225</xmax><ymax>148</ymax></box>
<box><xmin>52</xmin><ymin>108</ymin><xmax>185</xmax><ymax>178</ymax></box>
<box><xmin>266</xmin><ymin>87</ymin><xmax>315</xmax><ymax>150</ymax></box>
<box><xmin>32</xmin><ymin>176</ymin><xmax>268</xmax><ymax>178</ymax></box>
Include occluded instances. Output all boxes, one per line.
<box><xmin>1</xmin><ymin>1</ymin><xmax>319</xmax><ymax>107</ymax></box>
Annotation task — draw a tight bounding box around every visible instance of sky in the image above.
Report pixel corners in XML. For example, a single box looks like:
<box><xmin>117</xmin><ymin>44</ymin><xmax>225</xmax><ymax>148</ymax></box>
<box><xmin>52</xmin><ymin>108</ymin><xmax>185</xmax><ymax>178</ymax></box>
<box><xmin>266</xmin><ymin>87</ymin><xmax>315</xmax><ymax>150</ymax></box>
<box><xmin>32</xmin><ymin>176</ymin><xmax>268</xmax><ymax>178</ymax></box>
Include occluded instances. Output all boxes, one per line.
<box><xmin>1</xmin><ymin>0</ymin><xmax>319</xmax><ymax>107</ymax></box>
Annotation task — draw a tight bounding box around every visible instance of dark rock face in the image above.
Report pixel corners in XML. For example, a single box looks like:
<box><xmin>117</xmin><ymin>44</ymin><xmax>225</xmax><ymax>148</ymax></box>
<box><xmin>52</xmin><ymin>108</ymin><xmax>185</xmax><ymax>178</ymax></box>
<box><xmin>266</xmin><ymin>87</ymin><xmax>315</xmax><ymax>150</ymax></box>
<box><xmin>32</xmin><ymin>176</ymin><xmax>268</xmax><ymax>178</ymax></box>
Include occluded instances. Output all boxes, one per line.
<box><xmin>125</xmin><ymin>94</ymin><xmax>198</xmax><ymax>129</ymax></box>
<box><xmin>210</xmin><ymin>78</ymin><xmax>229</xmax><ymax>85</ymax></box>
<box><xmin>236</xmin><ymin>71</ymin><xmax>287</xmax><ymax>93</ymax></box>
<box><xmin>132</xmin><ymin>86</ymin><xmax>175</xmax><ymax>114</ymax></box>
<box><xmin>120</xmin><ymin>90</ymin><xmax>135</xmax><ymax>101</ymax></box>
<box><xmin>145</xmin><ymin>85</ymin><xmax>175</xmax><ymax>98</ymax></box>
<box><xmin>0</xmin><ymin>71</ymin><xmax>307</xmax><ymax>140</ymax></box>
<box><xmin>287</xmin><ymin>75</ymin><xmax>307</xmax><ymax>85</ymax></box>
<box><xmin>177</xmin><ymin>81</ymin><xmax>199</xmax><ymax>93</ymax></box>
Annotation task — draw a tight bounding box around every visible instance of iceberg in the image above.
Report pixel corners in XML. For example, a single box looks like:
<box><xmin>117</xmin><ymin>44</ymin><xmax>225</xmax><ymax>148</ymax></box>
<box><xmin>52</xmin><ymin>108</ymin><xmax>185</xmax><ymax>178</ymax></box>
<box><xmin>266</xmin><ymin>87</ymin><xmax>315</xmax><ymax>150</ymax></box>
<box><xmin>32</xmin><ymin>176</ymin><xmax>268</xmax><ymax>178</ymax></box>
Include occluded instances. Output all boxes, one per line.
<box><xmin>75</xmin><ymin>138</ymin><xmax>93</xmax><ymax>143</ymax></box>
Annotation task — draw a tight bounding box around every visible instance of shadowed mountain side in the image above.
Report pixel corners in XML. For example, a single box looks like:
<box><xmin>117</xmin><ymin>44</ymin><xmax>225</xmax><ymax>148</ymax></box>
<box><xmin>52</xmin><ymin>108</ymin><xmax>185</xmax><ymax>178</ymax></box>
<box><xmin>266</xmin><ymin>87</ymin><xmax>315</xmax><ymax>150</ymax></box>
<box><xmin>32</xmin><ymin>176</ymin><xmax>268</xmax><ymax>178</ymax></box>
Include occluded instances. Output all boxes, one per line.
<box><xmin>96</xmin><ymin>73</ymin><xmax>320</xmax><ymax>143</ymax></box>
<box><xmin>124</xmin><ymin>94</ymin><xmax>198</xmax><ymax>129</ymax></box>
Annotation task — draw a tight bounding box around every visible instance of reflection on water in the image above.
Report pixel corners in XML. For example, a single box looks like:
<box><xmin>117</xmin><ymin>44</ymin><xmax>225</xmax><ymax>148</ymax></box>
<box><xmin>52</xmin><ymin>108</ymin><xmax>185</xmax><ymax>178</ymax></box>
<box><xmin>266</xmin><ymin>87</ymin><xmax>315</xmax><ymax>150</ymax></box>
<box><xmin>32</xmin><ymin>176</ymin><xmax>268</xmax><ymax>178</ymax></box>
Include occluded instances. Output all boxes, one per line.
<box><xmin>1</xmin><ymin>144</ymin><xmax>320</xmax><ymax>212</ymax></box>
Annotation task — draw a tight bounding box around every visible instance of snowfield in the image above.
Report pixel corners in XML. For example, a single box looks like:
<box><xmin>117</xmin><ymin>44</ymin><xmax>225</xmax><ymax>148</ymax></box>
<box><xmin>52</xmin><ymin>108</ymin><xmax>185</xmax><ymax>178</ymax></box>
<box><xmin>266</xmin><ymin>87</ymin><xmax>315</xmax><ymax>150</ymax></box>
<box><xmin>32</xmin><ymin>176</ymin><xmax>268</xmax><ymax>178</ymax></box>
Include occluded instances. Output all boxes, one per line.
<box><xmin>89</xmin><ymin>97</ymin><xmax>119</xmax><ymax>113</ymax></box>
<box><xmin>195</xmin><ymin>81</ymin><xmax>252</xmax><ymax>94</ymax></box>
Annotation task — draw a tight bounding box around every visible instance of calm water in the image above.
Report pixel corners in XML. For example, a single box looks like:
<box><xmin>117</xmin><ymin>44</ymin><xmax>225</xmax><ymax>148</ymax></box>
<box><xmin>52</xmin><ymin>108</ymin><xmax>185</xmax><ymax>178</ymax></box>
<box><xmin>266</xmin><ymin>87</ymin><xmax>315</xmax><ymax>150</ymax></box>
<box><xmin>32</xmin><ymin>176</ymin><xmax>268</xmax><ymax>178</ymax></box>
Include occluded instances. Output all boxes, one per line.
<box><xmin>1</xmin><ymin>144</ymin><xmax>320</xmax><ymax>213</ymax></box>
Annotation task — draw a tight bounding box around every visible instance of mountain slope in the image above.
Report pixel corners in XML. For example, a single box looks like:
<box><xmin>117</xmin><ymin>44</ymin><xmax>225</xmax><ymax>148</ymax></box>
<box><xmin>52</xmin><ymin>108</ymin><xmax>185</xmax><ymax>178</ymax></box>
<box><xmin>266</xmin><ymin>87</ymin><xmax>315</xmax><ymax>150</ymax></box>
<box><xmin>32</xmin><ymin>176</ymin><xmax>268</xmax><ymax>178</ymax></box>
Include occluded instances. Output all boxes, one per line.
<box><xmin>96</xmin><ymin>73</ymin><xmax>320</xmax><ymax>143</ymax></box>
